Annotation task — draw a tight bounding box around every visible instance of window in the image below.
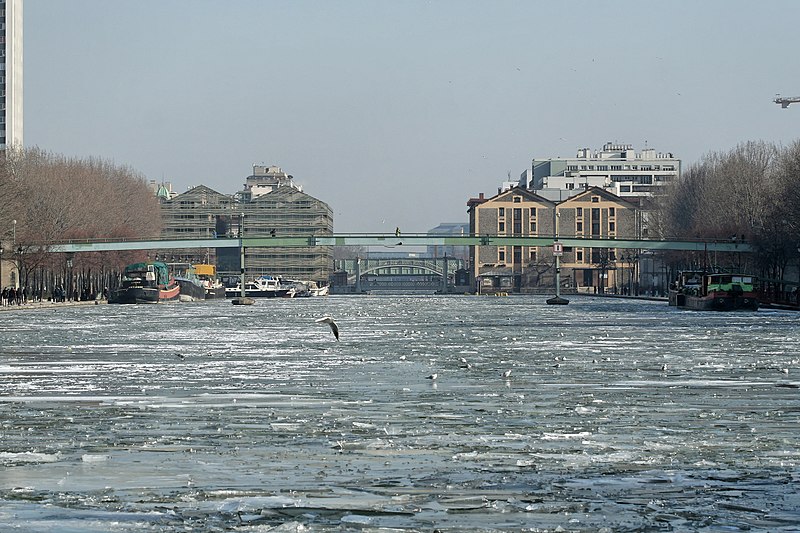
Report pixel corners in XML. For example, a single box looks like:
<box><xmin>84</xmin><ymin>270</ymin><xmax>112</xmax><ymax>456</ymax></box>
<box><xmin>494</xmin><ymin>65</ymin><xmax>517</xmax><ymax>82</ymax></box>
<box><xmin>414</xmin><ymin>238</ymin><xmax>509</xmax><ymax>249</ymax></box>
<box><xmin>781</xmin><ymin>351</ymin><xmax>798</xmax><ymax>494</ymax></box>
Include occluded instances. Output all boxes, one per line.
<box><xmin>513</xmin><ymin>208</ymin><xmax>522</xmax><ymax>235</ymax></box>
<box><xmin>499</xmin><ymin>249</ymin><xmax>506</xmax><ymax>262</ymax></box>
<box><xmin>529</xmin><ymin>249</ymin><xmax>537</xmax><ymax>262</ymax></box>
<box><xmin>498</xmin><ymin>207</ymin><xmax>505</xmax><ymax>217</ymax></box>
<box><xmin>576</xmin><ymin>207</ymin><xmax>583</xmax><ymax>217</ymax></box>
<box><xmin>576</xmin><ymin>249</ymin><xmax>583</xmax><ymax>262</ymax></box>
<box><xmin>576</xmin><ymin>221</ymin><xmax>583</xmax><ymax>232</ymax></box>
<box><xmin>513</xmin><ymin>246</ymin><xmax>522</xmax><ymax>264</ymax></box>
<box><xmin>499</xmin><ymin>221</ymin><xmax>505</xmax><ymax>233</ymax></box>
<box><xmin>609</xmin><ymin>207</ymin><xmax>615</xmax><ymax>217</ymax></box>
<box><xmin>591</xmin><ymin>196</ymin><xmax>600</xmax><ymax>203</ymax></box>
<box><xmin>609</xmin><ymin>221</ymin><xmax>616</xmax><ymax>232</ymax></box>
<box><xmin>530</xmin><ymin>221</ymin><xmax>537</xmax><ymax>232</ymax></box>
<box><xmin>513</xmin><ymin>196</ymin><xmax>522</xmax><ymax>203</ymax></box>
<box><xmin>591</xmin><ymin>208</ymin><xmax>601</xmax><ymax>236</ymax></box>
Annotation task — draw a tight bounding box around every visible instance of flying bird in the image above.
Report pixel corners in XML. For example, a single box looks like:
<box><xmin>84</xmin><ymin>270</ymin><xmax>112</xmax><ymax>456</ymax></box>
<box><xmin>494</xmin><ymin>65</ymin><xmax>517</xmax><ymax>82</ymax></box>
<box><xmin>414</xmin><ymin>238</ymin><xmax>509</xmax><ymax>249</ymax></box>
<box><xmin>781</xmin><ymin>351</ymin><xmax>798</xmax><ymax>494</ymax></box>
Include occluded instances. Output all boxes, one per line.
<box><xmin>315</xmin><ymin>316</ymin><xmax>339</xmax><ymax>340</ymax></box>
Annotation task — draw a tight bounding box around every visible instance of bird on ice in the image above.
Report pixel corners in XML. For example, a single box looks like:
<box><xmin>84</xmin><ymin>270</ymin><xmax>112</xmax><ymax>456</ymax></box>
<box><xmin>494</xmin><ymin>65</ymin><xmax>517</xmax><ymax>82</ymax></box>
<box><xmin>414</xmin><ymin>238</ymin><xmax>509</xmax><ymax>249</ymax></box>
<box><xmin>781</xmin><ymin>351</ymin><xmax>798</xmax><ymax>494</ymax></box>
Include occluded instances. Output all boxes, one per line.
<box><xmin>315</xmin><ymin>316</ymin><xmax>339</xmax><ymax>340</ymax></box>
<box><xmin>502</xmin><ymin>369</ymin><xmax>512</xmax><ymax>379</ymax></box>
<box><xmin>426</xmin><ymin>373</ymin><xmax>438</xmax><ymax>380</ymax></box>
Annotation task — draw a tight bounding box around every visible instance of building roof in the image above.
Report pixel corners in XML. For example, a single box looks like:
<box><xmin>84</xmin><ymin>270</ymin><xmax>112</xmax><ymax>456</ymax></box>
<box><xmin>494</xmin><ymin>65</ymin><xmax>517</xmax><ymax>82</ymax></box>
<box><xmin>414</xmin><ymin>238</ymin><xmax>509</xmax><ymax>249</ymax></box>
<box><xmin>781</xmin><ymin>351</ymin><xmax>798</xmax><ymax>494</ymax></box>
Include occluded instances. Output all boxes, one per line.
<box><xmin>156</xmin><ymin>185</ymin><xmax>171</xmax><ymax>200</ymax></box>
<box><xmin>557</xmin><ymin>185</ymin><xmax>637</xmax><ymax>207</ymax></box>
<box><xmin>479</xmin><ymin>186</ymin><xmax>556</xmax><ymax>206</ymax></box>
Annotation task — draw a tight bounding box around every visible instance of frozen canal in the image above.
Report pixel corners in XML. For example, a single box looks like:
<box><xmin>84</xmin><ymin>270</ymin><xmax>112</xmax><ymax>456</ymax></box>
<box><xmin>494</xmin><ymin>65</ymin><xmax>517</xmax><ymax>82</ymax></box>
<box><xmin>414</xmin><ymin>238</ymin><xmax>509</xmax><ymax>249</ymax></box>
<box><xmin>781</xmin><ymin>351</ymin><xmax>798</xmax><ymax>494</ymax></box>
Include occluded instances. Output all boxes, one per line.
<box><xmin>0</xmin><ymin>295</ymin><xmax>798</xmax><ymax>532</ymax></box>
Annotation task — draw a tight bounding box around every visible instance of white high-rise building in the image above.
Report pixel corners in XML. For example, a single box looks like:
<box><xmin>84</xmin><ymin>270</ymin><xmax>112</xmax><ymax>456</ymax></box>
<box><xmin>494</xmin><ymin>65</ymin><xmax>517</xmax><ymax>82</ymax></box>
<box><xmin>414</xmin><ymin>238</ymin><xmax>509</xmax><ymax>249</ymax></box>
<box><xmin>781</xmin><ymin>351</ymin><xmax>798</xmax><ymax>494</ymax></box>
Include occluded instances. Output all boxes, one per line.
<box><xmin>519</xmin><ymin>142</ymin><xmax>680</xmax><ymax>201</ymax></box>
<box><xmin>1</xmin><ymin>0</ymin><xmax>22</xmax><ymax>149</ymax></box>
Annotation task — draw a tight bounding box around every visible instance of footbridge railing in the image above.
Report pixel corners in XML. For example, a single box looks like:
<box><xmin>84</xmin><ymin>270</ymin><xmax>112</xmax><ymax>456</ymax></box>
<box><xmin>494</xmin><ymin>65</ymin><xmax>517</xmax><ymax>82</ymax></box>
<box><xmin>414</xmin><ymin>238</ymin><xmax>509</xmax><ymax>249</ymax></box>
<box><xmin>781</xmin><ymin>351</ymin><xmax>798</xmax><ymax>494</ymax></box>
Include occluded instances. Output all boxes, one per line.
<box><xmin>46</xmin><ymin>233</ymin><xmax>755</xmax><ymax>253</ymax></box>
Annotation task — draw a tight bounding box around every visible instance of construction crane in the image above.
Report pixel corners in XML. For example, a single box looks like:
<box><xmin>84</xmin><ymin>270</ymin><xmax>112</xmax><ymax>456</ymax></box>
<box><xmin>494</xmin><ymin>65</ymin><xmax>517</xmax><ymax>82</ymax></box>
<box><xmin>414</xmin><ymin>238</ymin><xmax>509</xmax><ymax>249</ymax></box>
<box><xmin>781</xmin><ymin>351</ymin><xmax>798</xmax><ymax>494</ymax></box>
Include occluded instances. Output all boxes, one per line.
<box><xmin>774</xmin><ymin>94</ymin><xmax>800</xmax><ymax>108</ymax></box>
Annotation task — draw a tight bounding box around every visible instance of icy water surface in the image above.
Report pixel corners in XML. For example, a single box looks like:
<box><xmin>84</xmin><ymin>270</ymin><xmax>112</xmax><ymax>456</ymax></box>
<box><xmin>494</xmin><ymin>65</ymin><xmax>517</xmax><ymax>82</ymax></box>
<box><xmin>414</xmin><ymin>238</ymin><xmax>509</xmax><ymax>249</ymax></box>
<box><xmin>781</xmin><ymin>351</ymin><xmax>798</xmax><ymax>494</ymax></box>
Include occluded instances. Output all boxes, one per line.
<box><xmin>0</xmin><ymin>295</ymin><xmax>799</xmax><ymax>532</ymax></box>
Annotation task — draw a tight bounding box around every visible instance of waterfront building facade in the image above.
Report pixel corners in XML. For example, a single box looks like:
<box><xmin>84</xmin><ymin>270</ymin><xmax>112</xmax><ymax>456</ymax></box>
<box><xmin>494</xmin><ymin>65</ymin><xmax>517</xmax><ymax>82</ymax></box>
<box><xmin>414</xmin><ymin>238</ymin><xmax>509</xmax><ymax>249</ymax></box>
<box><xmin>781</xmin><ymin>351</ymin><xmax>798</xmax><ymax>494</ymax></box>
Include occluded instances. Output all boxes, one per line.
<box><xmin>467</xmin><ymin>187</ymin><xmax>556</xmax><ymax>293</ymax></box>
<box><xmin>158</xmin><ymin>166</ymin><xmax>334</xmax><ymax>283</ymax></box>
<box><xmin>160</xmin><ymin>185</ymin><xmax>237</xmax><ymax>242</ymax></box>
<box><xmin>467</xmin><ymin>186</ymin><xmax>641</xmax><ymax>294</ymax></box>
<box><xmin>555</xmin><ymin>187</ymin><xmax>640</xmax><ymax>293</ymax></box>
<box><xmin>1</xmin><ymin>0</ymin><xmax>23</xmax><ymax>150</ymax></box>
<box><xmin>238</xmin><ymin>185</ymin><xmax>333</xmax><ymax>282</ymax></box>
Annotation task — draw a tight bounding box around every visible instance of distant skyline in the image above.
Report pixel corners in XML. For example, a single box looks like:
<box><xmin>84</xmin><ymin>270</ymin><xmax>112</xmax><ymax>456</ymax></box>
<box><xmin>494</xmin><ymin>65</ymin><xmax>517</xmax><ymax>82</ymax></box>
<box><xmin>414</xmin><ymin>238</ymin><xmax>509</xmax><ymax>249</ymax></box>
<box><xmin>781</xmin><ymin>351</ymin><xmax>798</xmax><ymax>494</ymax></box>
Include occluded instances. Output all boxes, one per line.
<box><xmin>24</xmin><ymin>1</ymin><xmax>800</xmax><ymax>233</ymax></box>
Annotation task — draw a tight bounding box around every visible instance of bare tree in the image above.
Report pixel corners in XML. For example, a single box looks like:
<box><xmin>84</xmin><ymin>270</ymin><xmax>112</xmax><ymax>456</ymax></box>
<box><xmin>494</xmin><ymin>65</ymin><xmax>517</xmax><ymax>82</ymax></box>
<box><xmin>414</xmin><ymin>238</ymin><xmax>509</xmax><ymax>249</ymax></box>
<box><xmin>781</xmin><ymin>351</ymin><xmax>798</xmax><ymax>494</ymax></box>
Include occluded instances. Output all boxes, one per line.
<box><xmin>653</xmin><ymin>140</ymin><xmax>798</xmax><ymax>281</ymax></box>
<box><xmin>1</xmin><ymin>147</ymin><xmax>163</xmax><ymax>289</ymax></box>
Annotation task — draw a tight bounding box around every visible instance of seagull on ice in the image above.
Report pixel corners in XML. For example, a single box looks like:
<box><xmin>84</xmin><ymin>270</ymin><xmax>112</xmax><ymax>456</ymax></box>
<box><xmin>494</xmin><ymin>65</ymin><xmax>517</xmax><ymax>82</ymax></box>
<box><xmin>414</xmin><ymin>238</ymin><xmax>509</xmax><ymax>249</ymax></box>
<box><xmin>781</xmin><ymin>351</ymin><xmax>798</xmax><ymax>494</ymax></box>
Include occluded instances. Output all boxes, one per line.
<box><xmin>426</xmin><ymin>373</ymin><xmax>438</xmax><ymax>381</ymax></box>
<box><xmin>315</xmin><ymin>316</ymin><xmax>339</xmax><ymax>341</ymax></box>
<box><xmin>502</xmin><ymin>369</ymin><xmax>512</xmax><ymax>379</ymax></box>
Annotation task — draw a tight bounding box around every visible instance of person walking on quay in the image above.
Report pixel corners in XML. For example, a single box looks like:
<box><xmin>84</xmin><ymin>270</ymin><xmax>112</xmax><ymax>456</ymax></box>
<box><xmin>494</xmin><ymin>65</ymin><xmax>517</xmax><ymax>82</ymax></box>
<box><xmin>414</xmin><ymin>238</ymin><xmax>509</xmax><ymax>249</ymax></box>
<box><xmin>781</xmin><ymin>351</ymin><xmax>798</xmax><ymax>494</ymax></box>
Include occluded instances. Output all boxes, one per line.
<box><xmin>1</xmin><ymin>287</ymin><xmax>7</xmax><ymax>306</ymax></box>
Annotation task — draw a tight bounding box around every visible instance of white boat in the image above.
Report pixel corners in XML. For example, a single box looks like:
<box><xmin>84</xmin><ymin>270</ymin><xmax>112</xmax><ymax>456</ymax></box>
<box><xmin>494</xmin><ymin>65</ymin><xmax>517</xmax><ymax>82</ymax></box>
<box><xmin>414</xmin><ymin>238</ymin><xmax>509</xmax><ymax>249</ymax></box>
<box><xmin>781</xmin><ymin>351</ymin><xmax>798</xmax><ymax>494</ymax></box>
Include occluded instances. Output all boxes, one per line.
<box><xmin>284</xmin><ymin>280</ymin><xmax>329</xmax><ymax>297</ymax></box>
<box><xmin>308</xmin><ymin>281</ymin><xmax>329</xmax><ymax>296</ymax></box>
<box><xmin>225</xmin><ymin>276</ymin><xmax>291</xmax><ymax>298</ymax></box>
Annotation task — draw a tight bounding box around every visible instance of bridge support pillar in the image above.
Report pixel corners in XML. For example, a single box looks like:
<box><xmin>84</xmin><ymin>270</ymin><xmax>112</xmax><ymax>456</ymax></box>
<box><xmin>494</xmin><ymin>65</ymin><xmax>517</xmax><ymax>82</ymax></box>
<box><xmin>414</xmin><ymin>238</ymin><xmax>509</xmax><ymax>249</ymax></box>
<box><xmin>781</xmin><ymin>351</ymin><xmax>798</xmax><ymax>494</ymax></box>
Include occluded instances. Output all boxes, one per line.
<box><xmin>441</xmin><ymin>256</ymin><xmax>448</xmax><ymax>294</ymax></box>
<box><xmin>355</xmin><ymin>258</ymin><xmax>361</xmax><ymax>293</ymax></box>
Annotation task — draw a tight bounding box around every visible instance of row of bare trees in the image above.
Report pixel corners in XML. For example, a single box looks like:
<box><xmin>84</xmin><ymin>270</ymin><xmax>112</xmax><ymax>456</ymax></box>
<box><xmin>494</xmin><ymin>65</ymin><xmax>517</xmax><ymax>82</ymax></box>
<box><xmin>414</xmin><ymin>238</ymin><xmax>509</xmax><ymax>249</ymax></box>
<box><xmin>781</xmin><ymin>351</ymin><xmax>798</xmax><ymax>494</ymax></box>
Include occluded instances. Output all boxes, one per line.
<box><xmin>652</xmin><ymin>140</ymin><xmax>800</xmax><ymax>283</ymax></box>
<box><xmin>0</xmin><ymin>147</ymin><xmax>162</xmax><ymax>296</ymax></box>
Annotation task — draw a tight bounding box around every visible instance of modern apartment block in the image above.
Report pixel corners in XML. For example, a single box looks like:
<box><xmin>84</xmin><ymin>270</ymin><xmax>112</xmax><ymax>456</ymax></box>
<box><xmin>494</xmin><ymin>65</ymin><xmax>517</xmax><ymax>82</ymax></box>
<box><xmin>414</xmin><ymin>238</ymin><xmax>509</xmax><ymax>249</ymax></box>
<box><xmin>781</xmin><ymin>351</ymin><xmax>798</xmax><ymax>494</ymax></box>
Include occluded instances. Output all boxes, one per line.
<box><xmin>0</xmin><ymin>0</ymin><xmax>23</xmax><ymax>149</ymax></box>
<box><xmin>237</xmin><ymin>165</ymin><xmax>300</xmax><ymax>202</ymax></box>
<box><xmin>158</xmin><ymin>165</ymin><xmax>334</xmax><ymax>283</ymax></box>
<box><xmin>520</xmin><ymin>142</ymin><xmax>680</xmax><ymax>201</ymax></box>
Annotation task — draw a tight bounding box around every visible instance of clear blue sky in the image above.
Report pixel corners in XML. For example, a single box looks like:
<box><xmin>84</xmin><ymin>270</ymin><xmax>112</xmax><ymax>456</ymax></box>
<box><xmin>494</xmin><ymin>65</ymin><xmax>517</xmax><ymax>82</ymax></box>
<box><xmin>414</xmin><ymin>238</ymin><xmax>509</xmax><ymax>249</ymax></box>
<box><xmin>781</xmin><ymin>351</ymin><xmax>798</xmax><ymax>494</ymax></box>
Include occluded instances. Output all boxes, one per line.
<box><xmin>24</xmin><ymin>1</ymin><xmax>800</xmax><ymax>233</ymax></box>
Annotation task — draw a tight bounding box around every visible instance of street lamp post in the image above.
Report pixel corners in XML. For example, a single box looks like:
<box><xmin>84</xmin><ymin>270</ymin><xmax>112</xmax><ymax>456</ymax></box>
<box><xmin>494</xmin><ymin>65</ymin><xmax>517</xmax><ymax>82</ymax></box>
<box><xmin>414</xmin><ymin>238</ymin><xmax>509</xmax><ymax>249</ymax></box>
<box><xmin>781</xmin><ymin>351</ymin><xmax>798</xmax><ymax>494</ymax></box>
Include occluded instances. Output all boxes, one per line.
<box><xmin>1</xmin><ymin>246</ymin><xmax>4</xmax><ymax>297</ymax></box>
<box><xmin>66</xmin><ymin>255</ymin><xmax>74</xmax><ymax>302</ymax></box>
<box><xmin>11</xmin><ymin>220</ymin><xmax>17</xmax><ymax>289</ymax></box>
<box><xmin>16</xmin><ymin>246</ymin><xmax>23</xmax><ymax>296</ymax></box>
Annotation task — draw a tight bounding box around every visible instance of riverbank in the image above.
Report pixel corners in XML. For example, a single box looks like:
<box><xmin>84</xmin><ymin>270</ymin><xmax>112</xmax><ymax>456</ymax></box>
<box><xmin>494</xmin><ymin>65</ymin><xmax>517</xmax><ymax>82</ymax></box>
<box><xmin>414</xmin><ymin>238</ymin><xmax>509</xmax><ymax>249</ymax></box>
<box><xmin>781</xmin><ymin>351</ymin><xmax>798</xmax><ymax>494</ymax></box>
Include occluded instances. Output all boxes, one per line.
<box><xmin>0</xmin><ymin>300</ymin><xmax>106</xmax><ymax>312</ymax></box>
<box><xmin>584</xmin><ymin>292</ymin><xmax>668</xmax><ymax>302</ymax></box>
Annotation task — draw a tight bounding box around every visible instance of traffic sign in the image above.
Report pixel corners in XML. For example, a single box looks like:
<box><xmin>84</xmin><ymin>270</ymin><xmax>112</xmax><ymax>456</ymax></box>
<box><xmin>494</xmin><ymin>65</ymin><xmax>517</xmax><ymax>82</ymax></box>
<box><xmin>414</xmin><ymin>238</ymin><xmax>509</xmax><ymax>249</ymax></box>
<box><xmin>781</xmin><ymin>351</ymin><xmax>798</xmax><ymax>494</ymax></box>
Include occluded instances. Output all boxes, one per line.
<box><xmin>553</xmin><ymin>241</ymin><xmax>563</xmax><ymax>256</ymax></box>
